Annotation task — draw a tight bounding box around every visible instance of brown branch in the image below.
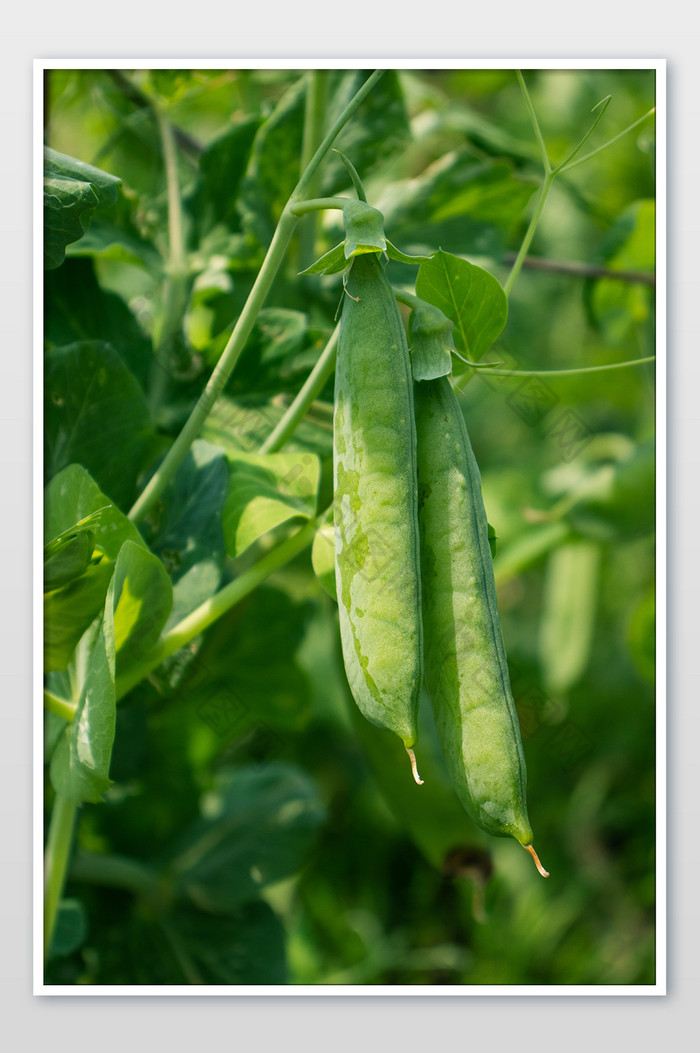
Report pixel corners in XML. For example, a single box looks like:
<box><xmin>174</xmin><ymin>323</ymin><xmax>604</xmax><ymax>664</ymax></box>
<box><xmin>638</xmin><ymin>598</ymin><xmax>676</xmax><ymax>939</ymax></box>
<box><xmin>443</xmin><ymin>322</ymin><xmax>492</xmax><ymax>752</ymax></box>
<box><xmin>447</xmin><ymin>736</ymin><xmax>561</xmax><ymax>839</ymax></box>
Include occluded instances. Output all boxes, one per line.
<box><xmin>503</xmin><ymin>253</ymin><xmax>655</xmax><ymax>287</ymax></box>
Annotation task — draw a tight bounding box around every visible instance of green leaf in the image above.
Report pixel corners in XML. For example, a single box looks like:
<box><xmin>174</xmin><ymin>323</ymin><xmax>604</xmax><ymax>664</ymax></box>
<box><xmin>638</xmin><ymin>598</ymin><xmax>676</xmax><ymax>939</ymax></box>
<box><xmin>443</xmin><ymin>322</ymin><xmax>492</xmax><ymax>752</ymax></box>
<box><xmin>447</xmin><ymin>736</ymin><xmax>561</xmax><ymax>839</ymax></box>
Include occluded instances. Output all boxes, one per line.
<box><xmin>118</xmin><ymin>901</ymin><xmax>287</xmax><ymax>985</ymax></box>
<box><xmin>319</xmin><ymin>71</ymin><xmax>411</xmax><ymax>197</ymax></box>
<box><xmin>380</xmin><ymin>152</ymin><xmax>537</xmax><ymax>256</ymax></box>
<box><xmin>44</xmin><ymin>530</ymin><xmax>96</xmax><ymax>593</ymax></box>
<box><xmin>565</xmin><ymin>440</ymin><xmax>655</xmax><ymax>543</ymax></box>
<box><xmin>588</xmin><ymin>200</ymin><xmax>655</xmax><ymax>342</ymax></box>
<box><xmin>44</xmin><ymin>147</ymin><xmax>122</xmax><ymax>269</ymax></box>
<box><xmin>416</xmin><ymin>250</ymin><xmax>508</xmax><ymax>363</ymax></box>
<box><xmin>45</xmin><ymin>341</ymin><xmax>155</xmax><ymax>509</ymax></box>
<box><xmin>145</xmin><ymin>440</ymin><xmax>228</xmax><ymax>630</ymax></box>
<box><xmin>238</xmin><ymin>75</ymin><xmax>306</xmax><ymax>247</ymax></box>
<box><xmin>44</xmin><ymin>466</ymin><xmax>147</xmax><ymax>671</ymax></box>
<box><xmin>299</xmin><ymin>242</ymin><xmax>347</xmax><ymax>276</ymax></box>
<box><xmin>222</xmin><ymin>450</ymin><xmax>320</xmax><ymax>559</ymax></box>
<box><xmin>49</xmin><ymin>579</ymin><xmax>117</xmax><ymax>803</ymax></box>
<box><xmin>45</xmin><ymin>465</ymin><xmax>146</xmax><ymax>559</ymax></box>
<box><xmin>180</xmin><ymin>585</ymin><xmax>314</xmax><ymax>735</ymax></box>
<box><xmin>112</xmin><ymin>541</ymin><xmax>173</xmax><ymax>675</ymax></box>
<box><xmin>311</xmin><ymin>523</ymin><xmax>337</xmax><ymax>601</ymax></box>
<box><xmin>385</xmin><ymin>240</ymin><xmax>436</xmax><ymax>266</ymax></box>
<box><xmin>186</xmin><ymin>116</ymin><xmax>262</xmax><ymax>236</ymax></box>
<box><xmin>47</xmin><ymin>899</ymin><xmax>88</xmax><ymax>960</ymax></box>
<box><xmin>44</xmin><ymin>561</ymin><xmax>113</xmax><ymax>673</ymax></box>
<box><xmin>170</xmin><ymin>763</ymin><xmax>326</xmax><ymax>913</ymax></box>
<box><xmin>45</xmin><ymin>258</ymin><xmax>155</xmax><ymax>391</ymax></box>
<box><xmin>203</xmin><ymin>395</ymin><xmax>332</xmax><ymax>458</ymax></box>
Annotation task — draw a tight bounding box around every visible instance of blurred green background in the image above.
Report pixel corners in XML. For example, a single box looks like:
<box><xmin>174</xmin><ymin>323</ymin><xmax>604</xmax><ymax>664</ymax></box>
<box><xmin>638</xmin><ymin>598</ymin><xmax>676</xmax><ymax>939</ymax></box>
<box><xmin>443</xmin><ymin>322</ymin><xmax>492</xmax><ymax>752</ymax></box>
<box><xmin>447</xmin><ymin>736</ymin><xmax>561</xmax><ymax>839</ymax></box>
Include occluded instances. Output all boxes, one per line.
<box><xmin>44</xmin><ymin>67</ymin><xmax>656</xmax><ymax>985</ymax></box>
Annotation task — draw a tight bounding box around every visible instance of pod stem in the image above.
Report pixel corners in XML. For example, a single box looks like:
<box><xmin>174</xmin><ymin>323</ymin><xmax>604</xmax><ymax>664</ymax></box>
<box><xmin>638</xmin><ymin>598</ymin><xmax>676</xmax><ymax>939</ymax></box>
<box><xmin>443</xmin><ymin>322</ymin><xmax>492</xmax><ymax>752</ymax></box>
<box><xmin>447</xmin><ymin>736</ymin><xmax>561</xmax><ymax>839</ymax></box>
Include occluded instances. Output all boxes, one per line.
<box><xmin>523</xmin><ymin>843</ymin><xmax>550</xmax><ymax>878</ymax></box>
<box><xmin>405</xmin><ymin>746</ymin><xmax>424</xmax><ymax>786</ymax></box>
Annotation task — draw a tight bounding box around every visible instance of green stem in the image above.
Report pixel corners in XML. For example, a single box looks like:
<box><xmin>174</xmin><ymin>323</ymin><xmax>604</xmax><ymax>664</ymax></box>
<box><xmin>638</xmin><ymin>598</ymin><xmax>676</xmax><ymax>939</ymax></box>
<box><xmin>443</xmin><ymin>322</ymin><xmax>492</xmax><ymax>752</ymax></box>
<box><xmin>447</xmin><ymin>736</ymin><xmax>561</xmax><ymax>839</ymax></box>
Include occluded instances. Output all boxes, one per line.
<box><xmin>297</xmin><ymin>71</ymin><xmax>328</xmax><ymax>272</ymax></box>
<box><xmin>558</xmin><ymin>107</ymin><xmax>655</xmax><ymax>174</ymax></box>
<box><xmin>70</xmin><ymin>850</ymin><xmax>162</xmax><ymax>902</ymax></box>
<box><xmin>149</xmin><ymin>106</ymin><xmax>190</xmax><ymax>418</ymax></box>
<box><xmin>259</xmin><ymin>325</ymin><xmax>340</xmax><ymax>454</ymax></box>
<box><xmin>516</xmin><ymin>70</ymin><xmax>551</xmax><ymax>173</ymax></box>
<box><xmin>128</xmin><ymin>70</ymin><xmax>383</xmax><ymax>526</ymax></box>
<box><xmin>44</xmin><ymin>795</ymin><xmax>79</xmax><ymax>961</ymax></box>
<box><xmin>504</xmin><ymin>170</ymin><xmax>554</xmax><ymax>299</ymax></box>
<box><xmin>115</xmin><ymin>512</ymin><xmax>326</xmax><ymax>700</ymax></box>
<box><xmin>468</xmin><ymin>355</ymin><xmax>655</xmax><ymax>379</ymax></box>
<box><xmin>44</xmin><ymin>689</ymin><xmax>77</xmax><ymax>723</ymax></box>
<box><xmin>290</xmin><ymin>197</ymin><xmax>350</xmax><ymax>217</ymax></box>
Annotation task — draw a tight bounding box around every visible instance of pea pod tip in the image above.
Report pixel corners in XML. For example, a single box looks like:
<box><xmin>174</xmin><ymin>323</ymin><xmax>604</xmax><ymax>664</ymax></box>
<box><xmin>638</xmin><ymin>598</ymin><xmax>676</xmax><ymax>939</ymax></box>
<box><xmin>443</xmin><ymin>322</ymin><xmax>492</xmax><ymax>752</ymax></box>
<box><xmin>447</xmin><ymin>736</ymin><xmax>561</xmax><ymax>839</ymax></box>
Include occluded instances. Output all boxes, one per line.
<box><xmin>522</xmin><ymin>843</ymin><xmax>550</xmax><ymax>878</ymax></box>
<box><xmin>404</xmin><ymin>745</ymin><xmax>424</xmax><ymax>786</ymax></box>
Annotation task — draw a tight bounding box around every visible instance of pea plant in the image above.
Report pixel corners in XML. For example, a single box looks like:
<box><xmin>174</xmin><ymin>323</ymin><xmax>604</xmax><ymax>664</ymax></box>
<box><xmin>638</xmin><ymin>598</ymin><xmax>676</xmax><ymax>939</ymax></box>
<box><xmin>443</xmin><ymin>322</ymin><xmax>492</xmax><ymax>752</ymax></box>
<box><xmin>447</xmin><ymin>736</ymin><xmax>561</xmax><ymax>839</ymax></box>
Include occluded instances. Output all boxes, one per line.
<box><xmin>43</xmin><ymin>67</ymin><xmax>657</xmax><ymax>987</ymax></box>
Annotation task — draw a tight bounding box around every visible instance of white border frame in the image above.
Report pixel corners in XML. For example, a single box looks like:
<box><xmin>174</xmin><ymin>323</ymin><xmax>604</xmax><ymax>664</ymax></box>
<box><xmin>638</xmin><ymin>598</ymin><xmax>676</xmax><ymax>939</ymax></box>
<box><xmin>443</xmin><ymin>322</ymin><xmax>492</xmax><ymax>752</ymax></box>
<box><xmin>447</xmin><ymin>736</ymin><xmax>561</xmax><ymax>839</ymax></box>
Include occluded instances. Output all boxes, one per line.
<box><xmin>34</xmin><ymin>57</ymin><xmax>666</xmax><ymax>997</ymax></box>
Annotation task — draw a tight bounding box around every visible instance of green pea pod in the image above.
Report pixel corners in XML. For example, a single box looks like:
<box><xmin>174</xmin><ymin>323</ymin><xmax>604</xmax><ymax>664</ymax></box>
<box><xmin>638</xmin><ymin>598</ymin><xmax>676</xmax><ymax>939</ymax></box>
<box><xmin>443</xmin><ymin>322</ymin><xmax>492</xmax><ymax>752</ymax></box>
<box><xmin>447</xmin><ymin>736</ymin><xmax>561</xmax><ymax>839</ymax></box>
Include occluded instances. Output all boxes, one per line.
<box><xmin>415</xmin><ymin>375</ymin><xmax>548</xmax><ymax>876</ymax></box>
<box><xmin>334</xmin><ymin>254</ymin><xmax>423</xmax><ymax>777</ymax></box>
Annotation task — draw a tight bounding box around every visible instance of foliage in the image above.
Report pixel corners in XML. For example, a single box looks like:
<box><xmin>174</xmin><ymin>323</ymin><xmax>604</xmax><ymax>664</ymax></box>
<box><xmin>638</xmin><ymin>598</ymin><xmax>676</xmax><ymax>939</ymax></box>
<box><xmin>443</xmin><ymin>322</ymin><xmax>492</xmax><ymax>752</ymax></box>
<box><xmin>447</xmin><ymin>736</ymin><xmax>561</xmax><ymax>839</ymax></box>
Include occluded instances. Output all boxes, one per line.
<box><xmin>43</xmin><ymin>67</ymin><xmax>656</xmax><ymax>987</ymax></box>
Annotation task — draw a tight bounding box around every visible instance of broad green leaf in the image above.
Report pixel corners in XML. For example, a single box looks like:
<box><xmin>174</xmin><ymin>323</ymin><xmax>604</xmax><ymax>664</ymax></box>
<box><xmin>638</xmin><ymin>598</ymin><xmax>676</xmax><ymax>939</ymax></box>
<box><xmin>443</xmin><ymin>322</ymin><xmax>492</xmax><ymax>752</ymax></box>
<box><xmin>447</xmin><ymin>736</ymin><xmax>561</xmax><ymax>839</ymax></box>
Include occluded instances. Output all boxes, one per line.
<box><xmin>45</xmin><ymin>258</ymin><xmax>155</xmax><ymax>391</ymax></box>
<box><xmin>44</xmin><ymin>466</ymin><xmax>147</xmax><ymax>670</ymax></box>
<box><xmin>239</xmin><ymin>71</ymin><xmax>409</xmax><ymax>248</ymax></box>
<box><xmin>311</xmin><ymin>523</ymin><xmax>337</xmax><ymax>601</ymax></box>
<box><xmin>45</xmin><ymin>561</ymin><xmax>113</xmax><ymax>673</ymax></box>
<box><xmin>538</xmin><ymin>539</ymin><xmax>602</xmax><ymax>697</ymax></box>
<box><xmin>178</xmin><ymin>585</ymin><xmax>313</xmax><ymax>735</ymax></box>
<box><xmin>145</xmin><ymin>440</ymin><xmax>228</xmax><ymax>630</ymax></box>
<box><xmin>186</xmin><ymin>116</ymin><xmax>262</xmax><ymax>236</ymax></box>
<box><xmin>45</xmin><ymin>464</ymin><xmax>146</xmax><ymax>559</ymax></box>
<box><xmin>319</xmin><ymin>70</ymin><xmax>411</xmax><ymax>197</ymax></box>
<box><xmin>44</xmin><ymin>147</ymin><xmax>122</xmax><ymax>269</ymax></box>
<box><xmin>116</xmin><ymin>901</ymin><xmax>286</xmax><ymax>985</ymax></box>
<box><xmin>44</xmin><ymin>530</ymin><xmax>96</xmax><ymax>592</ymax></box>
<box><xmin>47</xmin><ymin>899</ymin><xmax>88</xmax><ymax>960</ymax></box>
<box><xmin>45</xmin><ymin>341</ymin><xmax>155</xmax><ymax>509</ymax></box>
<box><xmin>202</xmin><ymin>395</ymin><xmax>332</xmax><ymax>458</ymax></box>
<box><xmin>588</xmin><ymin>200</ymin><xmax>655</xmax><ymax>342</ymax></box>
<box><xmin>238</xmin><ymin>75</ymin><xmax>306</xmax><ymax>247</ymax></box>
<box><xmin>222</xmin><ymin>450</ymin><xmax>320</xmax><ymax>558</ymax></box>
<box><xmin>416</xmin><ymin>250</ymin><xmax>508</xmax><ymax>363</ymax></box>
<box><xmin>565</xmin><ymin>440</ymin><xmax>655</xmax><ymax>543</ymax></box>
<box><xmin>380</xmin><ymin>152</ymin><xmax>537</xmax><ymax>256</ymax></box>
<box><xmin>170</xmin><ymin>763</ymin><xmax>326</xmax><ymax>913</ymax></box>
<box><xmin>49</xmin><ymin>577</ymin><xmax>117</xmax><ymax>803</ymax></box>
<box><xmin>112</xmin><ymin>541</ymin><xmax>172</xmax><ymax>674</ymax></box>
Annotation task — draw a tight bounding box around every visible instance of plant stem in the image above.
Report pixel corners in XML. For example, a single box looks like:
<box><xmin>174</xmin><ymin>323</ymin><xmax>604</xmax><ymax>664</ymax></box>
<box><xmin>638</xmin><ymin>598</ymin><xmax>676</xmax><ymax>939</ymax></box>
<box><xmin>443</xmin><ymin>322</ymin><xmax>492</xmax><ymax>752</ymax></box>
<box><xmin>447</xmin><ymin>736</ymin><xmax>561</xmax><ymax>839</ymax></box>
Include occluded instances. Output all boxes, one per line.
<box><xmin>558</xmin><ymin>107</ymin><xmax>655</xmax><ymax>174</ymax></box>
<box><xmin>44</xmin><ymin>794</ymin><xmax>79</xmax><ymax>961</ymax></box>
<box><xmin>44</xmin><ymin>689</ymin><xmax>77</xmax><ymax>722</ymax></box>
<box><xmin>115</xmin><ymin>512</ymin><xmax>326</xmax><ymax>700</ymax></box>
<box><xmin>504</xmin><ymin>170</ymin><xmax>554</xmax><ymax>298</ymax></box>
<box><xmin>516</xmin><ymin>71</ymin><xmax>551</xmax><ymax>173</ymax></box>
<box><xmin>128</xmin><ymin>70</ymin><xmax>384</xmax><ymax>526</ymax></box>
<box><xmin>70</xmin><ymin>850</ymin><xmax>162</xmax><ymax>902</ymax></box>
<box><xmin>259</xmin><ymin>325</ymin><xmax>340</xmax><ymax>453</ymax></box>
<box><xmin>149</xmin><ymin>106</ymin><xmax>190</xmax><ymax>419</ymax></box>
<box><xmin>297</xmin><ymin>71</ymin><xmax>328</xmax><ymax>272</ymax></box>
<box><xmin>468</xmin><ymin>355</ymin><xmax>655</xmax><ymax>379</ymax></box>
<box><xmin>290</xmin><ymin>197</ymin><xmax>350</xmax><ymax>217</ymax></box>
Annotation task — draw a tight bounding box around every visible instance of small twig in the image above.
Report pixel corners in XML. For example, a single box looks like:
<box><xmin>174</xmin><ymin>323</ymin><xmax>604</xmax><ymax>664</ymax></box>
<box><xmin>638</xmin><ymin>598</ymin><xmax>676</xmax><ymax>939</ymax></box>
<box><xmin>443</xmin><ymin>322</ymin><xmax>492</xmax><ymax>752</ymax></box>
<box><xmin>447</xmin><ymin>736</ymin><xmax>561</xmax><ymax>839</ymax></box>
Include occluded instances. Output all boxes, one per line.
<box><xmin>503</xmin><ymin>253</ymin><xmax>655</xmax><ymax>287</ymax></box>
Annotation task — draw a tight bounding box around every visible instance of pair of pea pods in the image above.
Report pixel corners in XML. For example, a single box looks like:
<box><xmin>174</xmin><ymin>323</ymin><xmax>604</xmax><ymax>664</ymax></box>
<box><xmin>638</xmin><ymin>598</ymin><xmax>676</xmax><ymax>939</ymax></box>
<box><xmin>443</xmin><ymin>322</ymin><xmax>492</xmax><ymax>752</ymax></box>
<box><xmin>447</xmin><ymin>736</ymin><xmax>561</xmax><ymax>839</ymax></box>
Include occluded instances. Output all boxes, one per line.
<box><xmin>334</xmin><ymin>252</ymin><xmax>547</xmax><ymax>876</ymax></box>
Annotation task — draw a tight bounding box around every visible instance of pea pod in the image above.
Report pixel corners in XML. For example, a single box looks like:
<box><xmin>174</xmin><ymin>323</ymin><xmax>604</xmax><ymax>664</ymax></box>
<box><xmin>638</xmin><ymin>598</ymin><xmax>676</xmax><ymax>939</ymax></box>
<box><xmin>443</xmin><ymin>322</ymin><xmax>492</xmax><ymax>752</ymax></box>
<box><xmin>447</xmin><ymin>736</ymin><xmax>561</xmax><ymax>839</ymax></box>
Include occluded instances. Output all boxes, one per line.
<box><xmin>334</xmin><ymin>253</ymin><xmax>423</xmax><ymax>776</ymax></box>
<box><xmin>414</xmin><ymin>375</ymin><xmax>548</xmax><ymax>875</ymax></box>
